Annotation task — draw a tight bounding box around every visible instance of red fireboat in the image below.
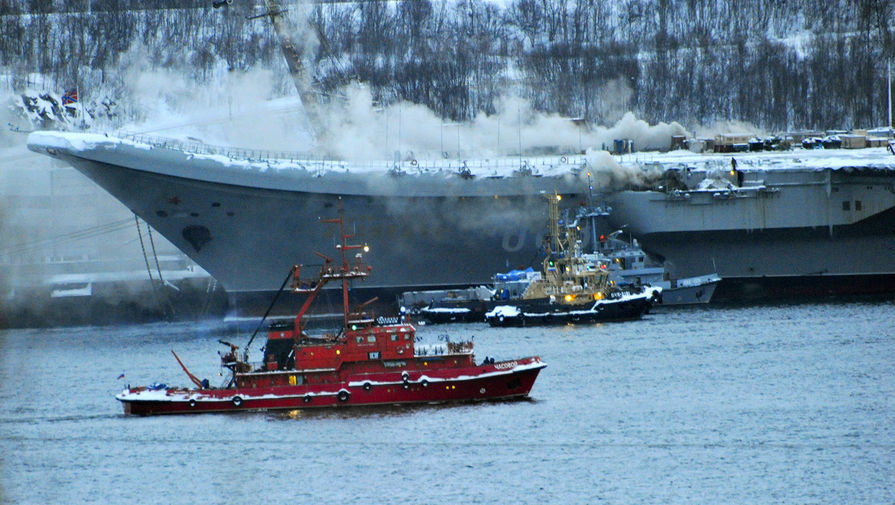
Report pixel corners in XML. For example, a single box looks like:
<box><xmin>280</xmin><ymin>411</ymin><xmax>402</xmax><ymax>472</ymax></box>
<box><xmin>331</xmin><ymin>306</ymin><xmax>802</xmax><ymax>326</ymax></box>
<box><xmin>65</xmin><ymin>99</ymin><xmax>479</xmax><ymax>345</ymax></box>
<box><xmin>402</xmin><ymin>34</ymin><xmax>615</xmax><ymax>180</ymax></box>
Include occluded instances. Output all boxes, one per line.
<box><xmin>116</xmin><ymin>200</ymin><xmax>546</xmax><ymax>415</ymax></box>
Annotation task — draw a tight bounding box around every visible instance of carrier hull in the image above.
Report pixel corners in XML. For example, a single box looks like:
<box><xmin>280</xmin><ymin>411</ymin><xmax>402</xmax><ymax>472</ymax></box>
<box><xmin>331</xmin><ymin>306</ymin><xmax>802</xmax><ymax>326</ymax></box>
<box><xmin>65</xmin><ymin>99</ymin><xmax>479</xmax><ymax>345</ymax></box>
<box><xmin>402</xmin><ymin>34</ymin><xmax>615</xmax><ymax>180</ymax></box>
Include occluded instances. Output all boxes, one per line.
<box><xmin>27</xmin><ymin>132</ymin><xmax>895</xmax><ymax>305</ymax></box>
<box><xmin>28</xmin><ymin>133</ymin><xmax>588</xmax><ymax>301</ymax></box>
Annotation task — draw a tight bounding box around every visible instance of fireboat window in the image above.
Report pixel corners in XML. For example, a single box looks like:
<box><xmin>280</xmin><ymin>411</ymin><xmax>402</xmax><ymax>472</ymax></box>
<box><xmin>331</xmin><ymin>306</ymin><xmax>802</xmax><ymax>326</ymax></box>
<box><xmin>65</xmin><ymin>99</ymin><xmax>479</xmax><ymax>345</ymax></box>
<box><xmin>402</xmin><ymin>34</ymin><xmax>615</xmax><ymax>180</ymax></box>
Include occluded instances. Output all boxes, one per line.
<box><xmin>367</xmin><ymin>336</ymin><xmax>376</xmax><ymax>343</ymax></box>
<box><xmin>390</xmin><ymin>334</ymin><xmax>398</xmax><ymax>342</ymax></box>
<box><xmin>355</xmin><ymin>336</ymin><xmax>364</xmax><ymax>344</ymax></box>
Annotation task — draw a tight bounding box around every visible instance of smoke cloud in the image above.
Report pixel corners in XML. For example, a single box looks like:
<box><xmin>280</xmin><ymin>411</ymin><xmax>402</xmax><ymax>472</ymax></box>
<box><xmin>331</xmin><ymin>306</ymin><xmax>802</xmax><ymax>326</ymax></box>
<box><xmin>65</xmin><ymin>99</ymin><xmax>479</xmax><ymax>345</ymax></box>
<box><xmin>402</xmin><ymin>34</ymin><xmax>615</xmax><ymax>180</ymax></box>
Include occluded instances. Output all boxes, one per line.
<box><xmin>310</xmin><ymin>86</ymin><xmax>689</xmax><ymax>161</ymax></box>
<box><xmin>109</xmin><ymin>45</ymin><xmax>312</xmax><ymax>150</ymax></box>
<box><xmin>98</xmin><ymin>58</ymin><xmax>690</xmax><ymax>166</ymax></box>
<box><xmin>584</xmin><ymin>149</ymin><xmax>662</xmax><ymax>188</ymax></box>
<box><xmin>689</xmin><ymin>119</ymin><xmax>766</xmax><ymax>139</ymax></box>
<box><xmin>594</xmin><ymin>77</ymin><xmax>635</xmax><ymax>123</ymax></box>
<box><xmin>74</xmin><ymin>26</ymin><xmax>689</xmax><ymax>161</ymax></box>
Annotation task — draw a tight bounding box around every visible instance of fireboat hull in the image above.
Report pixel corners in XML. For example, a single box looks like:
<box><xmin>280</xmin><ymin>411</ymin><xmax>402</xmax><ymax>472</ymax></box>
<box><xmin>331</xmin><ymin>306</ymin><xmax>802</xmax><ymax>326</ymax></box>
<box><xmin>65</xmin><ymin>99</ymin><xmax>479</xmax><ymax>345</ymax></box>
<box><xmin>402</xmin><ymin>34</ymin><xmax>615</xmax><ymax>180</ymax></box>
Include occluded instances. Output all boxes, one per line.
<box><xmin>117</xmin><ymin>357</ymin><xmax>545</xmax><ymax>416</ymax></box>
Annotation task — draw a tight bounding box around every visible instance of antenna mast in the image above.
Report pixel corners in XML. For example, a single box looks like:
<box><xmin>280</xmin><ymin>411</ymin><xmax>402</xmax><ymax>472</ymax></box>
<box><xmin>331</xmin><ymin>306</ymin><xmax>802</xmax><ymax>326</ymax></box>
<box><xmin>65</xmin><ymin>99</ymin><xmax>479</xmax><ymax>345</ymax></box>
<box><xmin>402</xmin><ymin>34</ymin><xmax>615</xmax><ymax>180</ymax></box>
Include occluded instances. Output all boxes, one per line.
<box><xmin>318</xmin><ymin>198</ymin><xmax>369</xmax><ymax>328</ymax></box>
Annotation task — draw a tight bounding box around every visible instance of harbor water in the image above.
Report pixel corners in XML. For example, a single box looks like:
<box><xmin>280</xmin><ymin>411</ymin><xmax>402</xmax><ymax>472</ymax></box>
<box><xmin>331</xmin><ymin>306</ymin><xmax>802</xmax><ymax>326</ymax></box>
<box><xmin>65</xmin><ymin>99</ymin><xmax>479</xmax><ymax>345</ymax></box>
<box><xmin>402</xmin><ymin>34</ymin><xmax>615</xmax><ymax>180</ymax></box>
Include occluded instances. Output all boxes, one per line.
<box><xmin>1</xmin><ymin>300</ymin><xmax>893</xmax><ymax>504</ymax></box>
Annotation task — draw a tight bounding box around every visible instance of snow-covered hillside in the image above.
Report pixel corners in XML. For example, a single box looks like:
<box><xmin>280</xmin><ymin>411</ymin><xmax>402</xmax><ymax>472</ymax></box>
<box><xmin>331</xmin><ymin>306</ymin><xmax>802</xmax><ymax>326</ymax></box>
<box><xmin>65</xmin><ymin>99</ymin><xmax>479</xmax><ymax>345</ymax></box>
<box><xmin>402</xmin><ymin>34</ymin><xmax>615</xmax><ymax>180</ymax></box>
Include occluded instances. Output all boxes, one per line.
<box><xmin>2</xmin><ymin>0</ymin><xmax>893</xmax><ymax>139</ymax></box>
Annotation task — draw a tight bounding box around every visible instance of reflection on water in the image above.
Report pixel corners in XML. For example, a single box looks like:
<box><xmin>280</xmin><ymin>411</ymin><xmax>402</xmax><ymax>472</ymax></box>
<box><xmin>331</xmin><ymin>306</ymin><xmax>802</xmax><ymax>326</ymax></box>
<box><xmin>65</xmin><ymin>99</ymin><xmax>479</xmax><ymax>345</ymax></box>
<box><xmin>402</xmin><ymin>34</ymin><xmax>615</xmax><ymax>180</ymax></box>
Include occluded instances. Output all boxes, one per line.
<box><xmin>1</xmin><ymin>300</ymin><xmax>894</xmax><ymax>504</ymax></box>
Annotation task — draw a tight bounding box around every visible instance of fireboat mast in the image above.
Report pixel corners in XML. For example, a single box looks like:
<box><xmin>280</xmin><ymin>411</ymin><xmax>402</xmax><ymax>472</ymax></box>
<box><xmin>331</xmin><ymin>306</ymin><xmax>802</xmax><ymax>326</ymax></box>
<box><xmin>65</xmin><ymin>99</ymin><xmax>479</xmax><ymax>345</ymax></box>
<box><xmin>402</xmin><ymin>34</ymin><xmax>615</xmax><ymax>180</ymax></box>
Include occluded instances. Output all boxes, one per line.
<box><xmin>285</xmin><ymin>198</ymin><xmax>370</xmax><ymax>333</ymax></box>
<box><xmin>320</xmin><ymin>199</ymin><xmax>370</xmax><ymax>328</ymax></box>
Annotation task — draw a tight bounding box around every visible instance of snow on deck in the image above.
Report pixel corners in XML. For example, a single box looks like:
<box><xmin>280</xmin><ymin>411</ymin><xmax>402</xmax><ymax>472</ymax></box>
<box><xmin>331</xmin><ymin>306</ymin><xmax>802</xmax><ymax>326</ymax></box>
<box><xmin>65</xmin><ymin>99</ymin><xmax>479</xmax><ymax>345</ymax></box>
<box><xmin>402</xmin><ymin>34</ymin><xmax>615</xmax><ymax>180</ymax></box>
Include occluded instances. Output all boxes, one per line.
<box><xmin>28</xmin><ymin>130</ymin><xmax>895</xmax><ymax>182</ymax></box>
<box><xmin>28</xmin><ymin>130</ymin><xmax>586</xmax><ymax>178</ymax></box>
<box><xmin>623</xmin><ymin>144</ymin><xmax>895</xmax><ymax>172</ymax></box>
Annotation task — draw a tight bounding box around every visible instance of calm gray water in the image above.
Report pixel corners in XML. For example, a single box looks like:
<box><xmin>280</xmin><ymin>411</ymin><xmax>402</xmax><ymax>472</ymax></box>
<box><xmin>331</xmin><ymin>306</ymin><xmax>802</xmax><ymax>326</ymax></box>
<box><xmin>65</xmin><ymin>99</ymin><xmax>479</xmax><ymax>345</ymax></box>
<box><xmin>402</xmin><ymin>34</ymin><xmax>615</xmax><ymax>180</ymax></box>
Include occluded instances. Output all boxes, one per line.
<box><xmin>2</xmin><ymin>301</ymin><xmax>894</xmax><ymax>504</ymax></box>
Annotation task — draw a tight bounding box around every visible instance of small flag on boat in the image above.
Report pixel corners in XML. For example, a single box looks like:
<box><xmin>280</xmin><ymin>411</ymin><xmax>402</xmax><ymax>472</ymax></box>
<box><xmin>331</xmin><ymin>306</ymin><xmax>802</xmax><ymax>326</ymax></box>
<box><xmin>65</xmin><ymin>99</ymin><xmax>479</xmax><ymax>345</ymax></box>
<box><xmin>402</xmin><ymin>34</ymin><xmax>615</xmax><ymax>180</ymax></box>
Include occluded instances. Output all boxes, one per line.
<box><xmin>117</xmin><ymin>372</ymin><xmax>126</xmax><ymax>380</ymax></box>
<box><xmin>62</xmin><ymin>88</ymin><xmax>78</xmax><ymax>105</ymax></box>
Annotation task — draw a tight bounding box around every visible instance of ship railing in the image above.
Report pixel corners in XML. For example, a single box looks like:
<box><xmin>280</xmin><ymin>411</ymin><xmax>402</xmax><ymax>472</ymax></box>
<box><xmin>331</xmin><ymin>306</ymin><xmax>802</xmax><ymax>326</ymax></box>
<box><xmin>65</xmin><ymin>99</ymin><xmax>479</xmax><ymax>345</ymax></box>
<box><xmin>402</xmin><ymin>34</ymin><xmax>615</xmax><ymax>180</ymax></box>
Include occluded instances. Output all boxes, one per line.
<box><xmin>669</xmin><ymin>184</ymin><xmax>778</xmax><ymax>200</ymax></box>
<box><xmin>387</xmin><ymin>156</ymin><xmax>588</xmax><ymax>175</ymax></box>
<box><xmin>118</xmin><ymin>132</ymin><xmax>321</xmax><ymax>163</ymax></box>
<box><xmin>117</xmin><ymin>132</ymin><xmax>586</xmax><ymax>174</ymax></box>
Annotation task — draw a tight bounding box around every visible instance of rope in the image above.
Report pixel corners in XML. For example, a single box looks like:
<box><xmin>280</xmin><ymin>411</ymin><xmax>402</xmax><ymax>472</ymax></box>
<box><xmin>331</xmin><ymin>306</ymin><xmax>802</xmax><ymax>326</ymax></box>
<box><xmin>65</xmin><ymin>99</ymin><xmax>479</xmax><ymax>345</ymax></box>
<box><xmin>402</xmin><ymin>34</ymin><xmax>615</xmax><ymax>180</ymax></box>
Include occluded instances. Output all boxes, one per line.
<box><xmin>134</xmin><ymin>214</ymin><xmax>167</xmax><ymax>319</ymax></box>
<box><xmin>146</xmin><ymin>221</ymin><xmax>177</xmax><ymax>317</ymax></box>
<box><xmin>135</xmin><ymin>214</ymin><xmax>155</xmax><ymax>284</ymax></box>
<box><xmin>146</xmin><ymin>222</ymin><xmax>165</xmax><ymax>285</ymax></box>
<box><xmin>0</xmin><ymin>218</ymin><xmax>133</xmax><ymax>258</ymax></box>
<box><xmin>201</xmin><ymin>278</ymin><xmax>218</xmax><ymax>317</ymax></box>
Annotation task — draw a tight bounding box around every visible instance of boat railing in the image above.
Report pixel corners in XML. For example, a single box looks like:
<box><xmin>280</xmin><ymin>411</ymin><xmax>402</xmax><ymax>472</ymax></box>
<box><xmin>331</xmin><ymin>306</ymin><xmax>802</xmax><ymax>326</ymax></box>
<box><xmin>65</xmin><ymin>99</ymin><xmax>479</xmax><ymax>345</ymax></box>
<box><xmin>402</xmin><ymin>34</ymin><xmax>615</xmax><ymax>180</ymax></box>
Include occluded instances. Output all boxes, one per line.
<box><xmin>116</xmin><ymin>132</ymin><xmax>586</xmax><ymax>174</ymax></box>
<box><xmin>416</xmin><ymin>341</ymin><xmax>473</xmax><ymax>356</ymax></box>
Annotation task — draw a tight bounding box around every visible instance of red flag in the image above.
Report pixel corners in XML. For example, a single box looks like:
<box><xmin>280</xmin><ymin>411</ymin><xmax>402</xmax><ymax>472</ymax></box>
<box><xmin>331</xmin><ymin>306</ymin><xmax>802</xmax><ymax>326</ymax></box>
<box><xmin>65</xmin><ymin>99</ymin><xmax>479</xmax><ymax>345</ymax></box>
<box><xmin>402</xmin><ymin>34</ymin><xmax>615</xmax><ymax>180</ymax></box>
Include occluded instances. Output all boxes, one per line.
<box><xmin>62</xmin><ymin>88</ymin><xmax>78</xmax><ymax>105</ymax></box>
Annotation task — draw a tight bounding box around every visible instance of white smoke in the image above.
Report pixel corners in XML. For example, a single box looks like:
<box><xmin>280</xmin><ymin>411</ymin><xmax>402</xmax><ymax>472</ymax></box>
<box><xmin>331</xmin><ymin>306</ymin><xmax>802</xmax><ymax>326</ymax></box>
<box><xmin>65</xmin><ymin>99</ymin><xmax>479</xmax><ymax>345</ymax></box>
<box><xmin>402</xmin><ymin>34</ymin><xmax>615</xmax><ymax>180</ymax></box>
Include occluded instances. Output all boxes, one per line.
<box><xmin>96</xmin><ymin>62</ymin><xmax>691</xmax><ymax>168</ymax></box>
<box><xmin>586</xmin><ymin>112</ymin><xmax>688</xmax><ymax>152</ymax></box>
<box><xmin>9</xmin><ymin>14</ymin><xmax>691</xmax><ymax>161</ymax></box>
<box><xmin>282</xmin><ymin>1</ymin><xmax>321</xmax><ymax>71</ymax></box>
<box><xmin>112</xmin><ymin>46</ymin><xmax>312</xmax><ymax>150</ymax></box>
<box><xmin>688</xmin><ymin>119</ymin><xmax>766</xmax><ymax>139</ymax></box>
<box><xmin>584</xmin><ymin>148</ymin><xmax>666</xmax><ymax>188</ymax></box>
<box><xmin>594</xmin><ymin>77</ymin><xmax>634</xmax><ymax>123</ymax></box>
<box><xmin>313</xmin><ymin>86</ymin><xmax>689</xmax><ymax>161</ymax></box>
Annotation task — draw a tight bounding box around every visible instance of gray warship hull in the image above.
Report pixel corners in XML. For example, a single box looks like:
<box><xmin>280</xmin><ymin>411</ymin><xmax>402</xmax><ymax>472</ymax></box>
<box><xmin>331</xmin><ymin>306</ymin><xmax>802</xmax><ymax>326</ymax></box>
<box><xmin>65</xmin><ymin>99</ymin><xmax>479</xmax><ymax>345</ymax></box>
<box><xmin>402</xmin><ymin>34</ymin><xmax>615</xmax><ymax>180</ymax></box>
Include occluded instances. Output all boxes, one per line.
<box><xmin>605</xmin><ymin>161</ymin><xmax>895</xmax><ymax>301</ymax></box>
<box><xmin>26</xmin><ymin>132</ymin><xmax>587</xmax><ymax>312</ymax></box>
<box><xmin>27</xmin><ymin>132</ymin><xmax>895</xmax><ymax>307</ymax></box>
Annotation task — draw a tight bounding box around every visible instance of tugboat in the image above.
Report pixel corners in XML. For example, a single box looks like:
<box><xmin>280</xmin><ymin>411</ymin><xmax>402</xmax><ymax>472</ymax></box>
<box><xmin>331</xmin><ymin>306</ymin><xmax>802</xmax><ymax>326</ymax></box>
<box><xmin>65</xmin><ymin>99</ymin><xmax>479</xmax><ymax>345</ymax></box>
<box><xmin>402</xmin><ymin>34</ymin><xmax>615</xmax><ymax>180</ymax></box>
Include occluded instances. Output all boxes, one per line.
<box><xmin>484</xmin><ymin>194</ymin><xmax>658</xmax><ymax>327</ymax></box>
<box><xmin>116</xmin><ymin>201</ymin><xmax>546</xmax><ymax>415</ymax></box>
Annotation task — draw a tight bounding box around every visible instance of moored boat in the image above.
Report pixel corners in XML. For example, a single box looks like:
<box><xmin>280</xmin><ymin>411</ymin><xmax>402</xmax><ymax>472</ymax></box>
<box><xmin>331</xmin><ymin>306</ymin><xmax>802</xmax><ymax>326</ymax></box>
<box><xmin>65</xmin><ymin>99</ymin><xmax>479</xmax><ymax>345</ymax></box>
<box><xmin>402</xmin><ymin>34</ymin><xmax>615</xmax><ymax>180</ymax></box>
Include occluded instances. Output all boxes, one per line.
<box><xmin>116</xmin><ymin>202</ymin><xmax>546</xmax><ymax>415</ymax></box>
<box><xmin>592</xmin><ymin>230</ymin><xmax>720</xmax><ymax>305</ymax></box>
<box><xmin>484</xmin><ymin>194</ymin><xmax>659</xmax><ymax>327</ymax></box>
<box><xmin>406</xmin><ymin>230</ymin><xmax>719</xmax><ymax>323</ymax></box>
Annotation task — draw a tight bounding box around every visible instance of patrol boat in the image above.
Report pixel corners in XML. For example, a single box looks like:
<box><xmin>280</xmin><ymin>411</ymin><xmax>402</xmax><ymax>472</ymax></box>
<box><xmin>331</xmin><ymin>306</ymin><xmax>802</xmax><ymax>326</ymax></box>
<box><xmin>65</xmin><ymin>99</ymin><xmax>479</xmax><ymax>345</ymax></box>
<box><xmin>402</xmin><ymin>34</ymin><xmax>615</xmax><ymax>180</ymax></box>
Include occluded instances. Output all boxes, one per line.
<box><xmin>116</xmin><ymin>202</ymin><xmax>546</xmax><ymax>415</ymax></box>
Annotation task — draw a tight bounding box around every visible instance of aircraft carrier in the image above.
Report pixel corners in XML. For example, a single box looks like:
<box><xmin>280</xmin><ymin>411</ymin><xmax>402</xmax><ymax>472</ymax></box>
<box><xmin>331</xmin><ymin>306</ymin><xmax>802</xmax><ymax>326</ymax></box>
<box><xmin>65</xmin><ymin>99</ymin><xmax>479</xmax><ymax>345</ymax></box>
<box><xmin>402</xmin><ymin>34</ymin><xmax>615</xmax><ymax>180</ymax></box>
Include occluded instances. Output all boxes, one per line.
<box><xmin>26</xmin><ymin>131</ymin><xmax>895</xmax><ymax>310</ymax></box>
